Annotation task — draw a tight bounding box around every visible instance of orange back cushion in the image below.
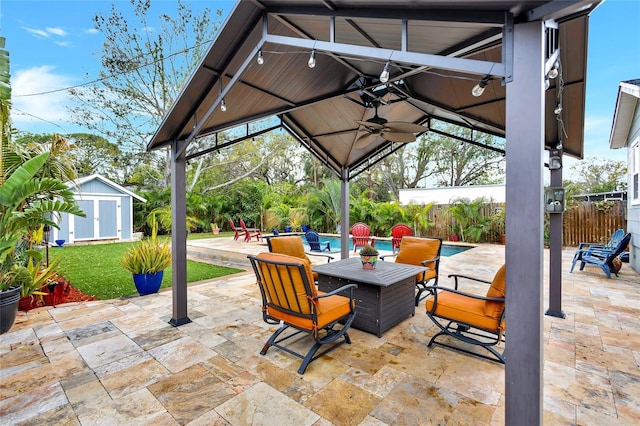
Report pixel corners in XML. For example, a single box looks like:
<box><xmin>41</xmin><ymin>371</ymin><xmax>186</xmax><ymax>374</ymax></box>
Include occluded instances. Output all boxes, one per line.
<box><xmin>256</xmin><ymin>252</ymin><xmax>317</xmax><ymax>313</ymax></box>
<box><xmin>396</xmin><ymin>237</ymin><xmax>441</xmax><ymax>280</ymax></box>
<box><xmin>269</xmin><ymin>236</ymin><xmax>309</xmax><ymax>260</ymax></box>
<box><xmin>484</xmin><ymin>264</ymin><xmax>506</xmax><ymax>318</ymax></box>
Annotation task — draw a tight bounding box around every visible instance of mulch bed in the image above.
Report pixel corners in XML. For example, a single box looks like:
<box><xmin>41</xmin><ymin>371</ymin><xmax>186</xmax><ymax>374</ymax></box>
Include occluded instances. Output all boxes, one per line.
<box><xmin>18</xmin><ymin>282</ymin><xmax>98</xmax><ymax>311</ymax></box>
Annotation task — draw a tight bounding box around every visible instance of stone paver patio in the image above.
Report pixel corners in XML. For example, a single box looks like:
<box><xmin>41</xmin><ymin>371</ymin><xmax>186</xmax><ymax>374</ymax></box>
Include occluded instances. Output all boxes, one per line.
<box><xmin>1</xmin><ymin>238</ymin><xmax>638</xmax><ymax>425</ymax></box>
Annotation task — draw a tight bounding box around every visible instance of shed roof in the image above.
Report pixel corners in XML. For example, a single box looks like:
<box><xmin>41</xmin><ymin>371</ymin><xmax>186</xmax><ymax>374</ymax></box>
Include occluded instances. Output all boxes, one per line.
<box><xmin>69</xmin><ymin>174</ymin><xmax>146</xmax><ymax>202</ymax></box>
<box><xmin>148</xmin><ymin>1</ymin><xmax>597</xmax><ymax>178</ymax></box>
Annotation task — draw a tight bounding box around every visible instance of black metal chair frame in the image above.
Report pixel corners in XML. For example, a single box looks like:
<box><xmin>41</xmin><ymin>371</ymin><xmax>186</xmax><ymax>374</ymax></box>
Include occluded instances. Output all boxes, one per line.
<box><xmin>248</xmin><ymin>254</ymin><xmax>356</xmax><ymax>374</ymax></box>
<box><xmin>380</xmin><ymin>236</ymin><xmax>442</xmax><ymax>306</ymax></box>
<box><xmin>425</xmin><ymin>273</ymin><xmax>505</xmax><ymax>364</ymax></box>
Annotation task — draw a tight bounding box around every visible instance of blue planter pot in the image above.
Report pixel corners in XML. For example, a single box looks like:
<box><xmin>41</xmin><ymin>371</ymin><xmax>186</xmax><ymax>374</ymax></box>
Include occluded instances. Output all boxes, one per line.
<box><xmin>284</xmin><ymin>226</ymin><xmax>292</xmax><ymax>233</ymax></box>
<box><xmin>133</xmin><ymin>272</ymin><xmax>164</xmax><ymax>296</ymax></box>
<box><xmin>301</xmin><ymin>225</ymin><xmax>309</xmax><ymax>232</ymax></box>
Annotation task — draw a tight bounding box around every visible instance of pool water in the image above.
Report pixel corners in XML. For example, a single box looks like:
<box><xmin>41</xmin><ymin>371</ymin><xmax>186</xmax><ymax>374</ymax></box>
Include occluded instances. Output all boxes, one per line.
<box><xmin>302</xmin><ymin>235</ymin><xmax>471</xmax><ymax>256</ymax></box>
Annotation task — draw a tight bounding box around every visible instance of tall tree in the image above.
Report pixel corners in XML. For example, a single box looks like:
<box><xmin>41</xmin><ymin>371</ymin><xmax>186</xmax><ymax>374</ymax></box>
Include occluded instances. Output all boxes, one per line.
<box><xmin>68</xmin><ymin>0</ymin><xmax>223</xmax><ymax>186</ymax></box>
<box><xmin>567</xmin><ymin>157</ymin><xmax>627</xmax><ymax>193</ymax></box>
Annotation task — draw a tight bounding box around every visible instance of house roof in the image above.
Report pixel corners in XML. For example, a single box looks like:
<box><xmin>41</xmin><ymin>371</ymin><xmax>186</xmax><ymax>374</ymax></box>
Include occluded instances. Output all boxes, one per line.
<box><xmin>148</xmin><ymin>1</ymin><xmax>598</xmax><ymax>179</ymax></box>
<box><xmin>609</xmin><ymin>79</ymin><xmax>640</xmax><ymax>149</ymax></box>
<box><xmin>69</xmin><ymin>174</ymin><xmax>147</xmax><ymax>203</ymax></box>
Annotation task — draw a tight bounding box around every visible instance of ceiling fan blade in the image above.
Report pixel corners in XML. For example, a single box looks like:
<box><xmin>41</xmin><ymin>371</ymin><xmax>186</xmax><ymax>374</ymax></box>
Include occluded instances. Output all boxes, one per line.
<box><xmin>382</xmin><ymin>131</ymin><xmax>416</xmax><ymax>143</ymax></box>
<box><xmin>355</xmin><ymin>120</ymin><xmax>384</xmax><ymax>130</ymax></box>
<box><xmin>355</xmin><ymin>132</ymin><xmax>380</xmax><ymax>149</ymax></box>
<box><xmin>385</xmin><ymin>122</ymin><xmax>428</xmax><ymax>133</ymax></box>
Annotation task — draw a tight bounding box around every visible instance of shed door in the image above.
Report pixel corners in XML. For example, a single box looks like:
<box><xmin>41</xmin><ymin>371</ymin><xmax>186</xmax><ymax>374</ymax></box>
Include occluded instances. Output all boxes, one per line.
<box><xmin>74</xmin><ymin>200</ymin><xmax>95</xmax><ymax>240</ymax></box>
<box><xmin>99</xmin><ymin>200</ymin><xmax>118</xmax><ymax>238</ymax></box>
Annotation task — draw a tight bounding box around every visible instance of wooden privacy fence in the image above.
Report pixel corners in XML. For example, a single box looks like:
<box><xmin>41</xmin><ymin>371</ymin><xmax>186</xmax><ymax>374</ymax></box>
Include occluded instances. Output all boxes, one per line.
<box><xmin>419</xmin><ymin>200</ymin><xmax>626</xmax><ymax>247</ymax></box>
<box><xmin>562</xmin><ymin>201</ymin><xmax>626</xmax><ymax>246</ymax></box>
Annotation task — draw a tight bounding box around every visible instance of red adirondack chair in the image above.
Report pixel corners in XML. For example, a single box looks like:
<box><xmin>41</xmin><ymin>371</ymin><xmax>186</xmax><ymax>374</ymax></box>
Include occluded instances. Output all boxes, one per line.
<box><xmin>240</xmin><ymin>218</ymin><xmax>262</xmax><ymax>242</ymax></box>
<box><xmin>391</xmin><ymin>223</ymin><xmax>413</xmax><ymax>253</ymax></box>
<box><xmin>351</xmin><ymin>222</ymin><xmax>375</xmax><ymax>253</ymax></box>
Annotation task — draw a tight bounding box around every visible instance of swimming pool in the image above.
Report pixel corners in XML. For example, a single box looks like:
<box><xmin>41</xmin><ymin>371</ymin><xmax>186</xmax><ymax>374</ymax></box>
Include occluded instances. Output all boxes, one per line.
<box><xmin>302</xmin><ymin>235</ymin><xmax>471</xmax><ymax>256</ymax></box>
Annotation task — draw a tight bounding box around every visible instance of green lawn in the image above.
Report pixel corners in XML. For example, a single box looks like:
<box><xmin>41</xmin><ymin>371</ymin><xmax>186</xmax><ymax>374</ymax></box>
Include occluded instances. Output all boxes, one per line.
<box><xmin>50</xmin><ymin>234</ymin><xmax>243</xmax><ymax>300</ymax></box>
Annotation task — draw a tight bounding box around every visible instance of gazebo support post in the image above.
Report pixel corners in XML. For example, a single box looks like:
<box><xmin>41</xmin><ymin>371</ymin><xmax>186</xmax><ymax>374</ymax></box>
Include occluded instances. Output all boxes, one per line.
<box><xmin>547</xmin><ymin>151</ymin><xmax>566</xmax><ymax>318</ymax></box>
<box><xmin>340</xmin><ymin>167</ymin><xmax>350</xmax><ymax>260</ymax></box>
<box><xmin>505</xmin><ymin>21</ymin><xmax>545</xmax><ymax>424</ymax></box>
<box><xmin>169</xmin><ymin>142</ymin><xmax>191</xmax><ymax>327</ymax></box>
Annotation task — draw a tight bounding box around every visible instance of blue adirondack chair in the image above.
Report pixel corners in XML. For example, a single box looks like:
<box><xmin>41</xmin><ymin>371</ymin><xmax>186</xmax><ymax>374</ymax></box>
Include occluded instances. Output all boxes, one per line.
<box><xmin>574</xmin><ymin>233</ymin><xmax>631</xmax><ymax>279</ymax></box>
<box><xmin>570</xmin><ymin>229</ymin><xmax>625</xmax><ymax>273</ymax></box>
<box><xmin>304</xmin><ymin>230</ymin><xmax>331</xmax><ymax>252</ymax></box>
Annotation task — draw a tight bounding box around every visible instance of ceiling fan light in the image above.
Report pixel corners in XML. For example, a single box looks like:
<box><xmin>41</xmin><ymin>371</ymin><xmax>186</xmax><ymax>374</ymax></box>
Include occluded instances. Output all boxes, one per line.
<box><xmin>380</xmin><ymin>61</ymin><xmax>390</xmax><ymax>83</ymax></box>
<box><xmin>548</xmin><ymin>60</ymin><xmax>559</xmax><ymax>79</ymax></box>
<box><xmin>308</xmin><ymin>50</ymin><xmax>316</xmax><ymax>68</ymax></box>
<box><xmin>220</xmin><ymin>99</ymin><xmax>227</xmax><ymax>112</ymax></box>
<box><xmin>257</xmin><ymin>50</ymin><xmax>264</xmax><ymax>65</ymax></box>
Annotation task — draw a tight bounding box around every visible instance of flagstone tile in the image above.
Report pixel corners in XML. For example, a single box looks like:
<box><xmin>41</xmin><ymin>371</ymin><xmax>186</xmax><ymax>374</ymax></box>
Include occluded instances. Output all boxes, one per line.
<box><xmin>0</xmin><ymin>382</ymin><xmax>68</xmax><ymax>425</ymax></box>
<box><xmin>76</xmin><ymin>333</ymin><xmax>142</xmax><ymax>369</ymax></box>
<box><xmin>216</xmin><ymin>382</ymin><xmax>319</xmax><ymax>426</ymax></box>
<box><xmin>148</xmin><ymin>364</ymin><xmax>235</xmax><ymax>424</ymax></box>
<box><xmin>148</xmin><ymin>336</ymin><xmax>217</xmax><ymax>373</ymax></box>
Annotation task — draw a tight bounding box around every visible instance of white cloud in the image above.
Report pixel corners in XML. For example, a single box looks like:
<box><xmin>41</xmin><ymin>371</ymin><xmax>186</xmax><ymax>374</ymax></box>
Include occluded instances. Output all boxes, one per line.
<box><xmin>46</xmin><ymin>27</ymin><xmax>67</xmax><ymax>37</ymax></box>
<box><xmin>55</xmin><ymin>41</ymin><xmax>71</xmax><ymax>47</ymax></box>
<box><xmin>85</xmin><ymin>28</ymin><xmax>99</xmax><ymax>35</ymax></box>
<box><xmin>11</xmin><ymin>66</ymin><xmax>75</xmax><ymax>133</ymax></box>
<box><xmin>24</xmin><ymin>27</ymin><xmax>49</xmax><ymax>38</ymax></box>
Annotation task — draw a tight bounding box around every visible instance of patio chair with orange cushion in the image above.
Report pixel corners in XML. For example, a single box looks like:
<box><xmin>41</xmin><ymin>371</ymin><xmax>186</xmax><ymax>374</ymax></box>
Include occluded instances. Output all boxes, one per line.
<box><xmin>239</xmin><ymin>218</ymin><xmax>262</xmax><ymax>242</ymax></box>
<box><xmin>390</xmin><ymin>223</ymin><xmax>413</xmax><ymax>253</ymax></box>
<box><xmin>248</xmin><ymin>252</ymin><xmax>357</xmax><ymax>374</ymax></box>
<box><xmin>380</xmin><ymin>236</ymin><xmax>442</xmax><ymax>306</ymax></box>
<box><xmin>268</xmin><ymin>236</ymin><xmax>333</xmax><ymax>282</ymax></box>
<box><xmin>350</xmin><ymin>222</ymin><xmax>375</xmax><ymax>253</ymax></box>
<box><xmin>228</xmin><ymin>219</ymin><xmax>242</xmax><ymax>241</ymax></box>
<box><xmin>424</xmin><ymin>264</ymin><xmax>506</xmax><ymax>364</ymax></box>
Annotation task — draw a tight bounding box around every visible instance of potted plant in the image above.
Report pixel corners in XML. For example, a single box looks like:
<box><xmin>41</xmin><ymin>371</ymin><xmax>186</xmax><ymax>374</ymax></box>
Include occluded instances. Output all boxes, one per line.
<box><xmin>359</xmin><ymin>244</ymin><xmax>379</xmax><ymax>270</ymax></box>
<box><xmin>210</xmin><ymin>223</ymin><xmax>220</xmax><ymax>235</ymax></box>
<box><xmin>121</xmin><ymin>220</ymin><xmax>171</xmax><ymax>296</ymax></box>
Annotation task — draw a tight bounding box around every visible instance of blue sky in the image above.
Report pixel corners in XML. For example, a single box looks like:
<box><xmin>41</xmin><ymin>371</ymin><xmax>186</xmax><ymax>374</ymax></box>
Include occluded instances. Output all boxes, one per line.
<box><xmin>1</xmin><ymin>0</ymin><xmax>639</xmax><ymax>171</ymax></box>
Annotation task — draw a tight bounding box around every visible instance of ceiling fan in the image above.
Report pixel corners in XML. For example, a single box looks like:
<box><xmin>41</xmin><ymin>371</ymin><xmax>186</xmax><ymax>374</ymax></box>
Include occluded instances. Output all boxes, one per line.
<box><xmin>354</xmin><ymin>102</ymin><xmax>427</xmax><ymax>149</ymax></box>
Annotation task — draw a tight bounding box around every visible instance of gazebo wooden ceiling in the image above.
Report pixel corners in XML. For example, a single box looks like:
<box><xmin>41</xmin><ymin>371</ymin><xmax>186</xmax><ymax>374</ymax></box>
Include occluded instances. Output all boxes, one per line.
<box><xmin>148</xmin><ymin>0</ymin><xmax>596</xmax><ymax>179</ymax></box>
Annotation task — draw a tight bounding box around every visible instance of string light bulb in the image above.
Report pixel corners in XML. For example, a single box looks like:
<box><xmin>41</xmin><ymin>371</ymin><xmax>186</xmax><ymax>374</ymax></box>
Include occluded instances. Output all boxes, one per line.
<box><xmin>548</xmin><ymin>61</ymin><xmax>559</xmax><ymax>79</ymax></box>
<box><xmin>471</xmin><ymin>76</ymin><xmax>491</xmax><ymax>97</ymax></box>
<box><xmin>308</xmin><ymin>50</ymin><xmax>316</xmax><ymax>68</ymax></box>
<box><xmin>554</xmin><ymin>103</ymin><xmax>562</xmax><ymax>115</ymax></box>
<box><xmin>220</xmin><ymin>99</ymin><xmax>227</xmax><ymax>112</ymax></box>
<box><xmin>380</xmin><ymin>61</ymin><xmax>391</xmax><ymax>83</ymax></box>
<box><xmin>257</xmin><ymin>50</ymin><xmax>264</xmax><ymax>65</ymax></box>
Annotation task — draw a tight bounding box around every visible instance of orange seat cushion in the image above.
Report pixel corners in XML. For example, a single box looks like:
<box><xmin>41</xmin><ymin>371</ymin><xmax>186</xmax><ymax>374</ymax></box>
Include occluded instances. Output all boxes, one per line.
<box><xmin>268</xmin><ymin>237</ymin><xmax>319</xmax><ymax>281</ymax></box>
<box><xmin>395</xmin><ymin>237</ymin><xmax>441</xmax><ymax>281</ymax></box>
<box><xmin>426</xmin><ymin>291</ymin><xmax>501</xmax><ymax>332</ymax></box>
<box><xmin>256</xmin><ymin>252</ymin><xmax>317</xmax><ymax>301</ymax></box>
<box><xmin>268</xmin><ymin>290</ymin><xmax>353</xmax><ymax>330</ymax></box>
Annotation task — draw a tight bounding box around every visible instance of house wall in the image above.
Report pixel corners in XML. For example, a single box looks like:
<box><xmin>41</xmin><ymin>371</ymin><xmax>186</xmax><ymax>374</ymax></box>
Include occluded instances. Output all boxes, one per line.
<box><xmin>626</xmin><ymin>106</ymin><xmax>640</xmax><ymax>273</ymax></box>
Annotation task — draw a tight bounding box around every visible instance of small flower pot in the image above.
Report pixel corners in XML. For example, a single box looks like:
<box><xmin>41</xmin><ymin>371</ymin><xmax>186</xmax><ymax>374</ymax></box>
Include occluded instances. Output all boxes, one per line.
<box><xmin>360</xmin><ymin>255</ymin><xmax>377</xmax><ymax>270</ymax></box>
<box><xmin>0</xmin><ymin>286</ymin><xmax>22</xmax><ymax>334</ymax></box>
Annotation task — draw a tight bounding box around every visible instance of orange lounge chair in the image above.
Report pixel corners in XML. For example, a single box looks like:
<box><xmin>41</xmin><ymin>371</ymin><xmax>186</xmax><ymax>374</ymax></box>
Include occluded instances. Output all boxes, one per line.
<box><xmin>425</xmin><ymin>265</ymin><xmax>506</xmax><ymax>363</ymax></box>
<box><xmin>240</xmin><ymin>218</ymin><xmax>262</xmax><ymax>242</ymax></box>
<box><xmin>351</xmin><ymin>222</ymin><xmax>375</xmax><ymax>253</ymax></box>
<box><xmin>248</xmin><ymin>252</ymin><xmax>356</xmax><ymax>374</ymax></box>
<box><xmin>390</xmin><ymin>223</ymin><xmax>412</xmax><ymax>253</ymax></box>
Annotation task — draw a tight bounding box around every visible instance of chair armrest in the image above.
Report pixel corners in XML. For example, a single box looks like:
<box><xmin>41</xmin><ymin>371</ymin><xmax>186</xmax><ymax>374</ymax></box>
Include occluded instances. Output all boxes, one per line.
<box><xmin>447</xmin><ymin>273</ymin><xmax>492</xmax><ymax>290</ymax></box>
<box><xmin>315</xmin><ymin>283</ymin><xmax>357</xmax><ymax>299</ymax></box>
<box><xmin>306</xmin><ymin>252</ymin><xmax>335</xmax><ymax>263</ymax></box>
<box><xmin>379</xmin><ymin>253</ymin><xmax>398</xmax><ymax>261</ymax></box>
<box><xmin>420</xmin><ymin>255</ymin><xmax>440</xmax><ymax>267</ymax></box>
